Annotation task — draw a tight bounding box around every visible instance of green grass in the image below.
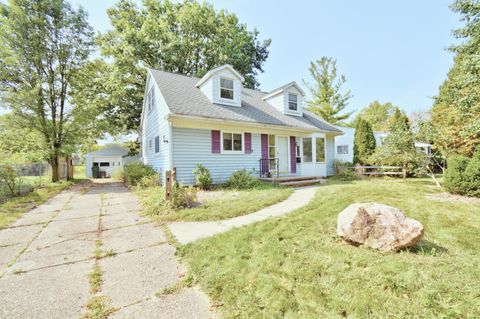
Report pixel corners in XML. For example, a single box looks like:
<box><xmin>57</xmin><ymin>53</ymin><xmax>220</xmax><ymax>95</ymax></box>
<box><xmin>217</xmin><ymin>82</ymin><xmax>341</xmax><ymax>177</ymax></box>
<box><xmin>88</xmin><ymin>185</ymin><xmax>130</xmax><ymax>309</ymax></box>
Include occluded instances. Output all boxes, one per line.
<box><xmin>136</xmin><ymin>184</ymin><xmax>294</xmax><ymax>222</ymax></box>
<box><xmin>0</xmin><ymin>166</ymin><xmax>88</xmax><ymax>228</ymax></box>
<box><xmin>179</xmin><ymin>178</ymin><xmax>480</xmax><ymax>318</ymax></box>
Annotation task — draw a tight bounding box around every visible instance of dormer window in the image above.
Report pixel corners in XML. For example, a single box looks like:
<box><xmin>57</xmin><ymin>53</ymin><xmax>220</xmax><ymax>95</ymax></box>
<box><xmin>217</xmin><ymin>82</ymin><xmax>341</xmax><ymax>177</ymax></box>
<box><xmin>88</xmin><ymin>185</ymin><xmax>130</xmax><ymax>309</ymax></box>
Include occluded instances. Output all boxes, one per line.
<box><xmin>288</xmin><ymin>93</ymin><xmax>298</xmax><ymax>111</ymax></box>
<box><xmin>220</xmin><ymin>77</ymin><xmax>234</xmax><ymax>100</ymax></box>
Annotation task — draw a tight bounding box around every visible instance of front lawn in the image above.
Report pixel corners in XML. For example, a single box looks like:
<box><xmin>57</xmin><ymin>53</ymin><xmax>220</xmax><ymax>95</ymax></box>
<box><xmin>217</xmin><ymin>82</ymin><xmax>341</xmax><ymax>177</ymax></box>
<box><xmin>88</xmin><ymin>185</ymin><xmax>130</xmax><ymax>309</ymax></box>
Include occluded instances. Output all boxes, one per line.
<box><xmin>136</xmin><ymin>184</ymin><xmax>294</xmax><ymax>222</ymax></box>
<box><xmin>179</xmin><ymin>178</ymin><xmax>480</xmax><ymax>318</ymax></box>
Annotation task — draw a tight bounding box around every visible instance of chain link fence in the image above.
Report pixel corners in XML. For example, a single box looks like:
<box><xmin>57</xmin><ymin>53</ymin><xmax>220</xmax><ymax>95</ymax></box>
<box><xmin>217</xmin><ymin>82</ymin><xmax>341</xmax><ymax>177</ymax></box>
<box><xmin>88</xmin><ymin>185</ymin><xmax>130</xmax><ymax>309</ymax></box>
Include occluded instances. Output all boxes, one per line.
<box><xmin>0</xmin><ymin>163</ymin><xmax>52</xmax><ymax>203</ymax></box>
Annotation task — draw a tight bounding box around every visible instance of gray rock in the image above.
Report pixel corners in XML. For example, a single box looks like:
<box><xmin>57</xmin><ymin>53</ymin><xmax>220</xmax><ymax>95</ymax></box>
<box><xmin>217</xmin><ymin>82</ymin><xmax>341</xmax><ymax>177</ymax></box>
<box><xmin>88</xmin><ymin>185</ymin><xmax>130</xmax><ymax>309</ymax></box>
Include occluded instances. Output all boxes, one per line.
<box><xmin>337</xmin><ymin>203</ymin><xmax>424</xmax><ymax>252</ymax></box>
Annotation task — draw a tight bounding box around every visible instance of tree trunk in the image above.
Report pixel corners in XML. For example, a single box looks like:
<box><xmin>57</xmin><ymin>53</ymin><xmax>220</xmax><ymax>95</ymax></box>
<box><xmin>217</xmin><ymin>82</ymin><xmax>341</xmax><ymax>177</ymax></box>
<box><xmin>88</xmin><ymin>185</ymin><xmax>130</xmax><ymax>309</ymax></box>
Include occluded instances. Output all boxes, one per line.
<box><xmin>50</xmin><ymin>156</ymin><xmax>59</xmax><ymax>182</ymax></box>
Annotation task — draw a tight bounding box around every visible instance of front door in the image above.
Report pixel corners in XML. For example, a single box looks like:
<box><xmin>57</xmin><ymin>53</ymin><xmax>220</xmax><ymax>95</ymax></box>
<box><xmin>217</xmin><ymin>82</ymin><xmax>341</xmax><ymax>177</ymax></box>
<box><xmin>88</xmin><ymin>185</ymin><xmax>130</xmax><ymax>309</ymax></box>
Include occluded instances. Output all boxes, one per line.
<box><xmin>277</xmin><ymin>136</ymin><xmax>289</xmax><ymax>173</ymax></box>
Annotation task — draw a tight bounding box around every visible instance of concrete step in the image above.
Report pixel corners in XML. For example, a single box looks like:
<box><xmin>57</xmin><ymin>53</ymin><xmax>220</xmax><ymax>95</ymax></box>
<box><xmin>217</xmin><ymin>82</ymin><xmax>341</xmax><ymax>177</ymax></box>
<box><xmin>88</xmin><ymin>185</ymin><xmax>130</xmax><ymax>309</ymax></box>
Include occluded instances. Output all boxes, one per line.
<box><xmin>259</xmin><ymin>175</ymin><xmax>323</xmax><ymax>183</ymax></box>
<box><xmin>279</xmin><ymin>178</ymin><xmax>326</xmax><ymax>187</ymax></box>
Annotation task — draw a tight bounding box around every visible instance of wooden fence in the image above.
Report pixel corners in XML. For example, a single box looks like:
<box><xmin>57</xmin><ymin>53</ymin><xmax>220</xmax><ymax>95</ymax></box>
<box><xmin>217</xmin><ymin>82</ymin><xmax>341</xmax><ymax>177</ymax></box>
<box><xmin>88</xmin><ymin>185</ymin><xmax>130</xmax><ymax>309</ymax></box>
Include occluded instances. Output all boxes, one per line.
<box><xmin>165</xmin><ymin>167</ymin><xmax>177</xmax><ymax>201</ymax></box>
<box><xmin>349</xmin><ymin>165</ymin><xmax>404</xmax><ymax>177</ymax></box>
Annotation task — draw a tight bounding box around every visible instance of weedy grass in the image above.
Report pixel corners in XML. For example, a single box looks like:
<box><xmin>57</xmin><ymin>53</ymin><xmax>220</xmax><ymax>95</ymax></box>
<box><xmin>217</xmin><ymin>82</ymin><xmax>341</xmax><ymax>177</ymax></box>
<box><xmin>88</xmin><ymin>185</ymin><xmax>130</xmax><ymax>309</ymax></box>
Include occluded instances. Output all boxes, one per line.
<box><xmin>179</xmin><ymin>178</ymin><xmax>480</xmax><ymax>318</ymax></box>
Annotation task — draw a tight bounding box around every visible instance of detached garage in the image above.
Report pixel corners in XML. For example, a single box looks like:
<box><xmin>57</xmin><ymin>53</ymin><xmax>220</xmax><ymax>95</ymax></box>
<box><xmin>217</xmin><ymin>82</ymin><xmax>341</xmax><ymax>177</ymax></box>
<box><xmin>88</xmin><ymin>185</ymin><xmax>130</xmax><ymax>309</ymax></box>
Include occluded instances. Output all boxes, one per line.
<box><xmin>85</xmin><ymin>146</ymin><xmax>129</xmax><ymax>178</ymax></box>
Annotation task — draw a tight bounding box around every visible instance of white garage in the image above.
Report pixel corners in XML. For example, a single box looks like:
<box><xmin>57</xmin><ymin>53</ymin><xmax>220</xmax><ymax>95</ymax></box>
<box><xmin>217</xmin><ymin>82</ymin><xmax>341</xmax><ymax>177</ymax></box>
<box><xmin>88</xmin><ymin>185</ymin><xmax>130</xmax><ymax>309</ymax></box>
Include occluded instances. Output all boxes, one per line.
<box><xmin>85</xmin><ymin>146</ymin><xmax>129</xmax><ymax>178</ymax></box>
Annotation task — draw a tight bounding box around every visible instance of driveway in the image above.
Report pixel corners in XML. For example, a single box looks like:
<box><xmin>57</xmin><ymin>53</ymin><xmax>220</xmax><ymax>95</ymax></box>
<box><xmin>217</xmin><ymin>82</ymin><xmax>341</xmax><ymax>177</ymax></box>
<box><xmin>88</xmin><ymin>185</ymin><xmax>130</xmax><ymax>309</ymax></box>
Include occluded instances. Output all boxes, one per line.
<box><xmin>0</xmin><ymin>181</ymin><xmax>213</xmax><ymax>318</ymax></box>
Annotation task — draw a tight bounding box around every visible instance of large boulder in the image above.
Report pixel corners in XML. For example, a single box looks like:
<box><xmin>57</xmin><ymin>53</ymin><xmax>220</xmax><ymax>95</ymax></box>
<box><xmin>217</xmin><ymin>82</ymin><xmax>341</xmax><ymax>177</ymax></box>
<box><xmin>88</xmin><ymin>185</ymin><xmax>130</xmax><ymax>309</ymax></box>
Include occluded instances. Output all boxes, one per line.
<box><xmin>337</xmin><ymin>203</ymin><xmax>424</xmax><ymax>252</ymax></box>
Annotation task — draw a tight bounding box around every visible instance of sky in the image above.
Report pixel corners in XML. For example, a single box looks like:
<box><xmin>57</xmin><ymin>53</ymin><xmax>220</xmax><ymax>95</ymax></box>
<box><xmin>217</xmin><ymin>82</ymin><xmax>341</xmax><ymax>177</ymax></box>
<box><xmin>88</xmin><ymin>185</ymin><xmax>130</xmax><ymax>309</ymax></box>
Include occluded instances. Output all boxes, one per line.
<box><xmin>70</xmin><ymin>0</ymin><xmax>461</xmax><ymax>117</ymax></box>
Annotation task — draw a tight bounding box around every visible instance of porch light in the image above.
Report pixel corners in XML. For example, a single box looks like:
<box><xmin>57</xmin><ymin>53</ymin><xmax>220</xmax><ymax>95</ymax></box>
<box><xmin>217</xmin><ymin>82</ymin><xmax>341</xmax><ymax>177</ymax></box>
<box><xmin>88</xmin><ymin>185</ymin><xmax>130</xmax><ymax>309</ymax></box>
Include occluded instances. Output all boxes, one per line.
<box><xmin>163</xmin><ymin>135</ymin><xmax>168</xmax><ymax>143</ymax></box>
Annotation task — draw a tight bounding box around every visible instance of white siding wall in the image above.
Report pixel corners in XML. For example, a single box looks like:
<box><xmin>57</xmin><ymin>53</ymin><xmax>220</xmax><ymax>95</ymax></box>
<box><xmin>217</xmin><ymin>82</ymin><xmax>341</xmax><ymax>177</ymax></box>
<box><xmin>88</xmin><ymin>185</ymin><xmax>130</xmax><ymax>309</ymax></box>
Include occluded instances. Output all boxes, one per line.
<box><xmin>141</xmin><ymin>74</ymin><xmax>171</xmax><ymax>182</ymax></box>
<box><xmin>172</xmin><ymin>127</ymin><xmax>261</xmax><ymax>185</ymax></box>
<box><xmin>326</xmin><ymin>136</ymin><xmax>335</xmax><ymax>176</ymax></box>
<box><xmin>334</xmin><ymin>126</ymin><xmax>354</xmax><ymax>163</ymax></box>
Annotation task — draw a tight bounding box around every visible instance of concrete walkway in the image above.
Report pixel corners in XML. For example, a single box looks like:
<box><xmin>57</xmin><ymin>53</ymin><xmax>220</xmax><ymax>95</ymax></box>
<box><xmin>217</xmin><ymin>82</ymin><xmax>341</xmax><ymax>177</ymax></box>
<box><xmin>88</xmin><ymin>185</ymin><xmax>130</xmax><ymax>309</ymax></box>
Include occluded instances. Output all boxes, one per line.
<box><xmin>168</xmin><ymin>186</ymin><xmax>319</xmax><ymax>244</ymax></box>
<box><xmin>0</xmin><ymin>181</ymin><xmax>213</xmax><ymax>319</ymax></box>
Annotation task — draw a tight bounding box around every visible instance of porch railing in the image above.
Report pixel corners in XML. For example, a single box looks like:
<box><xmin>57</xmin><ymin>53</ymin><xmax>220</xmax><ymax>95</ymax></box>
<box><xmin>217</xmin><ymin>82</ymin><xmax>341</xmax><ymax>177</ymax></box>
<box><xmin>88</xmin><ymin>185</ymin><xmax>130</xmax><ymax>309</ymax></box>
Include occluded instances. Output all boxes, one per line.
<box><xmin>259</xmin><ymin>158</ymin><xmax>279</xmax><ymax>178</ymax></box>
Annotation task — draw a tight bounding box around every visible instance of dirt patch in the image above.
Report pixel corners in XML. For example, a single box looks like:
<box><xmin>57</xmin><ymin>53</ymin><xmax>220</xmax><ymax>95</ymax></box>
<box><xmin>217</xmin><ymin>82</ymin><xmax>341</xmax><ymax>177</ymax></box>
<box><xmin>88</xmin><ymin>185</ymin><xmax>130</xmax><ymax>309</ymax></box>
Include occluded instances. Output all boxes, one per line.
<box><xmin>426</xmin><ymin>192</ymin><xmax>480</xmax><ymax>204</ymax></box>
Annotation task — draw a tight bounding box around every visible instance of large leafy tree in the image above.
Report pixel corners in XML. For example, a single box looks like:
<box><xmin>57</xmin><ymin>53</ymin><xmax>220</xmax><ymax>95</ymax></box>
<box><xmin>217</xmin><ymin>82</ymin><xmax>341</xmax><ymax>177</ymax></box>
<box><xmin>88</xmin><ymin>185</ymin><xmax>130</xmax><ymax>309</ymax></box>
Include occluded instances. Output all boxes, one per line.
<box><xmin>0</xmin><ymin>0</ymin><xmax>96</xmax><ymax>181</ymax></box>
<box><xmin>353</xmin><ymin>118</ymin><xmax>376</xmax><ymax>164</ymax></box>
<box><xmin>303</xmin><ymin>57</ymin><xmax>353</xmax><ymax>125</ymax></box>
<box><xmin>351</xmin><ymin>100</ymin><xmax>396</xmax><ymax>131</ymax></box>
<box><xmin>91</xmin><ymin>0</ymin><xmax>271</xmax><ymax>132</ymax></box>
<box><xmin>430</xmin><ymin>0</ymin><xmax>480</xmax><ymax>158</ymax></box>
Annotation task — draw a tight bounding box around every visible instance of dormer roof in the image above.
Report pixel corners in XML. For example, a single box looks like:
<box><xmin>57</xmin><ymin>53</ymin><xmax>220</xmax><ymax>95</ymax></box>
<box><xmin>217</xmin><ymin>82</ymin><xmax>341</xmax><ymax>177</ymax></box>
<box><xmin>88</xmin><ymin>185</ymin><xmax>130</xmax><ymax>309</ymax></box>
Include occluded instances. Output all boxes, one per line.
<box><xmin>262</xmin><ymin>81</ymin><xmax>305</xmax><ymax>100</ymax></box>
<box><xmin>195</xmin><ymin>64</ymin><xmax>245</xmax><ymax>88</ymax></box>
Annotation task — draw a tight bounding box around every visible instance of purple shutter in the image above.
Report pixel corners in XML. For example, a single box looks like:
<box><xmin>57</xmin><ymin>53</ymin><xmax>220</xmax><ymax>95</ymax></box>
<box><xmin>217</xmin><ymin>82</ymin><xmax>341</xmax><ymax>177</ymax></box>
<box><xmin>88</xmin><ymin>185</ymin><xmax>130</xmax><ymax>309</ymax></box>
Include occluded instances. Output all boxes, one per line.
<box><xmin>244</xmin><ymin>133</ymin><xmax>252</xmax><ymax>154</ymax></box>
<box><xmin>290</xmin><ymin>136</ymin><xmax>297</xmax><ymax>174</ymax></box>
<box><xmin>212</xmin><ymin>130</ymin><xmax>221</xmax><ymax>153</ymax></box>
<box><xmin>261</xmin><ymin>134</ymin><xmax>269</xmax><ymax>175</ymax></box>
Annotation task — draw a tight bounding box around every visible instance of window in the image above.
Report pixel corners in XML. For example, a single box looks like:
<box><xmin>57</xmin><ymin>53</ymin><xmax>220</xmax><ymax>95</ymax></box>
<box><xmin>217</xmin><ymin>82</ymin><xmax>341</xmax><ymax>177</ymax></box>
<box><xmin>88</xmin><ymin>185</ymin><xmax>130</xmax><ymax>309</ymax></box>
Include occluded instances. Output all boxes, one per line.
<box><xmin>288</xmin><ymin>93</ymin><xmax>298</xmax><ymax>111</ymax></box>
<box><xmin>93</xmin><ymin>162</ymin><xmax>99</xmax><ymax>167</ymax></box>
<box><xmin>316</xmin><ymin>137</ymin><xmax>325</xmax><ymax>163</ymax></box>
<box><xmin>220</xmin><ymin>78</ymin><xmax>234</xmax><ymax>100</ymax></box>
<box><xmin>268</xmin><ymin>135</ymin><xmax>276</xmax><ymax>158</ymax></box>
<box><xmin>337</xmin><ymin>145</ymin><xmax>348</xmax><ymax>155</ymax></box>
<box><xmin>147</xmin><ymin>88</ymin><xmax>155</xmax><ymax>112</ymax></box>
<box><xmin>303</xmin><ymin>137</ymin><xmax>312</xmax><ymax>162</ymax></box>
<box><xmin>155</xmin><ymin>136</ymin><xmax>160</xmax><ymax>153</ymax></box>
<box><xmin>100</xmin><ymin>162</ymin><xmax>110</xmax><ymax>167</ymax></box>
<box><xmin>222</xmin><ymin>132</ymin><xmax>242</xmax><ymax>152</ymax></box>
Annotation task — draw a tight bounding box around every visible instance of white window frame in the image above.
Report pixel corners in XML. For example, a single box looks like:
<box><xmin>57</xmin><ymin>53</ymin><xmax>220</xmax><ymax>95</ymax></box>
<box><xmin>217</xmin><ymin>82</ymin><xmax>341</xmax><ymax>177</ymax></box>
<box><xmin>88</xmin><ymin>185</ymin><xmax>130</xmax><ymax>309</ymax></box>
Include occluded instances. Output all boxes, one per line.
<box><xmin>316</xmin><ymin>137</ymin><xmax>326</xmax><ymax>163</ymax></box>
<box><xmin>303</xmin><ymin>137</ymin><xmax>313</xmax><ymax>163</ymax></box>
<box><xmin>221</xmin><ymin>131</ymin><xmax>244</xmax><ymax>154</ymax></box>
<box><xmin>147</xmin><ymin>88</ymin><xmax>155</xmax><ymax>112</ymax></box>
<box><xmin>219</xmin><ymin>77</ymin><xmax>235</xmax><ymax>101</ymax></box>
<box><xmin>288</xmin><ymin>93</ymin><xmax>298</xmax><ymax>111</ymax></box>
<box><xmin>337</xmin><ymin>145</ymin><xmax>348</xmax><ymax>155</ymax></box>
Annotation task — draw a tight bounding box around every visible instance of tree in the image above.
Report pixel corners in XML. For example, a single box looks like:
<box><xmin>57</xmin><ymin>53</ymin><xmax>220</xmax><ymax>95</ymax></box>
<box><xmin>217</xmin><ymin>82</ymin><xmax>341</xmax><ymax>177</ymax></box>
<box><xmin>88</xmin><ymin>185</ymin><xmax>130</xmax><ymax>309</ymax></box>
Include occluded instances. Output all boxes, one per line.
<box><xmin>0</xmin><ymin>0</ymin><xmax>96</xmax><ymax>181</ymax></box>
<box><xmin>430</xmin><ymin>0</ymin><xmax>480</xmax><ymax>158</ymax></box>
<box><xmin>351</xmin><ymin>100</ymin><xmax>396</xmax><ymax>131</ymax></box>
<box><xmin>371</xmin><ymin>110</ymin><xmax>421</xmax><ymax>178</ymax></box>
<box><xmin>303</xmin><ymin>57</ymin><xmax>354</xmax><ymax>125</ymax></box>
<box><xmin>353</xmin><ymin>118</ymin><xmax>376</xmax><ymax>164</ymax></box>
<box><xmin>89</xmin><ymin>0</ymin><xmax>271</xmax><ymax>132</ymax></box>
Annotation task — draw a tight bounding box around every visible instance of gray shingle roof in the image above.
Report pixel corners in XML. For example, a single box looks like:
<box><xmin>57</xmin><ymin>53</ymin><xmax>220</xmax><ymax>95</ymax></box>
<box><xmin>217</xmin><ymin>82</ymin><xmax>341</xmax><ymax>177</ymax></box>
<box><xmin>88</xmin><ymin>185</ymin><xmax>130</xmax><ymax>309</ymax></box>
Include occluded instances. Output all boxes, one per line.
<box><xmin>149</xmin><ymin>69</ymin><xmax>342</xmax><ymax>133</ymax></box>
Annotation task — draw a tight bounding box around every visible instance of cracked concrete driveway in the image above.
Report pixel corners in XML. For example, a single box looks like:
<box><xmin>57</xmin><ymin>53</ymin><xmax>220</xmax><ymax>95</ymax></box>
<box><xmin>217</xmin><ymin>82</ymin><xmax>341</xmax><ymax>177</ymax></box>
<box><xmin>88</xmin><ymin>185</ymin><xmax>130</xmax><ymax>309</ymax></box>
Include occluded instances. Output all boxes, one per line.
<box><xmin>0</xmin><ymin>181</ymin><xmax>213</xmax><ymax>319</ymax></box>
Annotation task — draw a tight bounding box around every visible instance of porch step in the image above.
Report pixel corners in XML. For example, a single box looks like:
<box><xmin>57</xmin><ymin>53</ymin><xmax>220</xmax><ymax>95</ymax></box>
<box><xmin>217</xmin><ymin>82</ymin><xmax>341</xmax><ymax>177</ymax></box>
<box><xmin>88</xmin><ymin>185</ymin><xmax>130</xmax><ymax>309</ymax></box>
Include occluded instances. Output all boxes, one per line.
<box><xmin>279</xmin><ymin>178</ymin><xmax>326</xmax><ymax>187</ymax></box>
<box><xmin>259</xmin><ymin>175</ymin><xmax>323</xmax><ymax>183</ymax></box>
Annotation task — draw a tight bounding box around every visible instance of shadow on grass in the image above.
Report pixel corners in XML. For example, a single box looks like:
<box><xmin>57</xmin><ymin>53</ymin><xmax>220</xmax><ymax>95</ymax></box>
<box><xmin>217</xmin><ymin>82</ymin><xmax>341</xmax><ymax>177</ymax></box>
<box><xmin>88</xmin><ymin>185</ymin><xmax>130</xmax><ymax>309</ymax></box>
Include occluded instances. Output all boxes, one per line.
<box><xmin>408</xmin><ymin>239</ymin><xmax>448</xmax><ymax>256</ymax></box>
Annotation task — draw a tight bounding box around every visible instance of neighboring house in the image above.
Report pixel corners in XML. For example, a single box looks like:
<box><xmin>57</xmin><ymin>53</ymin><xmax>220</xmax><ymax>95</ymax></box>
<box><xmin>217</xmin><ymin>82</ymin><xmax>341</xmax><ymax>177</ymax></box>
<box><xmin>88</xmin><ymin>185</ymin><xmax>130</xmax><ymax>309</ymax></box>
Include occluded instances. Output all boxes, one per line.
<box><xmin>334</xmin><ymin>127</ymin><xmax>388</xmax><ymax>163</ymax></box>
<box><xmin>85</xmin><ymin>146</ymin><xmax>129</xmax><ymax>178</ymax></box>
<box><xmin>415</xmin><ymin>142</ymin><xmax>432</xmax><ymax>156</ymax></box>
<box><xmin>140</xmin><ymin>64</ymin><xmax>343</xmax><ymax>185</ymax></box>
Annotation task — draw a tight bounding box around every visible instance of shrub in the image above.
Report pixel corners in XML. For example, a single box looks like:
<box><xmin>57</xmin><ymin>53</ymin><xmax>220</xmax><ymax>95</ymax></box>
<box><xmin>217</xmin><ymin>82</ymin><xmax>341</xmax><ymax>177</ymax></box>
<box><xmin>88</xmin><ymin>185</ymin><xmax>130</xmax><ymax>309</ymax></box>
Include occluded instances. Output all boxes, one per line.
<box><xmin>137</xmin><ymin>174</ymin><xmax>162</xmax><ymax>188</ymax></box>
<box><xmin>226</xmin><ymin>169</ymin><xmax>259</xmax><ymax>190</ymax></box>
<box><xmin>333</xmin><ymin>160</ymin><xmax>358</xmax><ymax>181</ymax></box>
<box><xmin>171</xmin><ymin>182</ymin><xmax>197</xmax><ymax>209</ymax></box>
<box><xmin>0</xmin><ymin>165</ymin><xmax>18</xmax><ymax>195</ymax></box>
<box><xmin>444</xmin><ymin>152</ymin><xmax>480</xmax><ymax>197</ymax></box>
<box><xmin>192</xmin><ymin>164</ymin><xmax>212</xmax><ymax>190</ymax></box>
<box><xmin>112</xmin><ymin>167</ymin><xmax>124</xmax><ymax>181</ymax></box>
<box><xmin>124</xmin><ymin>162</ymin><xmax>157</xmax><ymax>186</ymax></box>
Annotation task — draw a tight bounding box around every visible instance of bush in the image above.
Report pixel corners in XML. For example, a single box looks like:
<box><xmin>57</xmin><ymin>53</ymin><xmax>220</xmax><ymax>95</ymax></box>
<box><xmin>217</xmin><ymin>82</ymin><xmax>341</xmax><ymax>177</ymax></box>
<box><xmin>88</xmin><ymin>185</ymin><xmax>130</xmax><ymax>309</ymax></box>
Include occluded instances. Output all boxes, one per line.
<box><xmin>137</xmin><ymin>174</ymin><xmax>162</xmax><ymax>188</ymax></box>
<box><xmin>226</xmin><ymin>169</ymin><xmax>259</xmax><ymax>190</ymax></box>
<box><xmin>124</xmin><ymin>162</ymin><xmax>157</xmax><ymax>186</ymax></box>
<box><xmin>444</xmin><ymin>152</ymin><xmax>480</xmax><ymax>197</ymax></box>
<box><xmin>333</xmin><ymin>160</ymin><xmax>358</xmax><ymax>181</ymax></box>
<box><xmin>0</xmin><ymin>165</ymin><xmax>18</xmax><ymax>195</ymax></box>
<box><xmin>192</xmin><ymin>164</ymin><xmax>212</xmax><ymax>190</ymax></box>
<box><xmin>112</xmin><ymin>167</ymin><xmax>124</xmax><ymax>181</ymax></box>
<box><xmin>171</xmin><ymin>182</ymin><xmax>197</xmax><ymax>209</ymax></box>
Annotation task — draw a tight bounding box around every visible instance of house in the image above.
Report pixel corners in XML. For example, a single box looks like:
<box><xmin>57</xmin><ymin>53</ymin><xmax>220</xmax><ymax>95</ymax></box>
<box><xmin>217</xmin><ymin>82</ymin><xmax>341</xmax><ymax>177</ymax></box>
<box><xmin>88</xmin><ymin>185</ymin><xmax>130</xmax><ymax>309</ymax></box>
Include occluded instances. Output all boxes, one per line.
<box><xmin>333</xmin><ymin>127</ymin><xmax>388</xmax><ymax>163</ymax></box>
<box><xmin>85</xmin><ymin>146</ymin><xmax>129</xmax><ymax>178</ymax></box>
<box><xmin>140</xmin><ymin>64</ymin><xmax>343</xmax><ymax>185</ymax></box>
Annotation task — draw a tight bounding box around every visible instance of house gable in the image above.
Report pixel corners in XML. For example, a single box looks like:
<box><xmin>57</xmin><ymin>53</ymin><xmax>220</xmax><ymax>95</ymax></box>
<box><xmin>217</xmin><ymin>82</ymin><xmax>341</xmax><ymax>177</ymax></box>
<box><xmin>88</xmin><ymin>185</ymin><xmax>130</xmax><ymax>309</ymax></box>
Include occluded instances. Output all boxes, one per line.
<box><xmin>263</xmin><ymin>82</ymin><xmax>305</xmax><ymax>117</ymax></box>
<box><xmin>196</xmin><ymin>64</ymin><xmax>243</xmax><ymax>107</ymax></box>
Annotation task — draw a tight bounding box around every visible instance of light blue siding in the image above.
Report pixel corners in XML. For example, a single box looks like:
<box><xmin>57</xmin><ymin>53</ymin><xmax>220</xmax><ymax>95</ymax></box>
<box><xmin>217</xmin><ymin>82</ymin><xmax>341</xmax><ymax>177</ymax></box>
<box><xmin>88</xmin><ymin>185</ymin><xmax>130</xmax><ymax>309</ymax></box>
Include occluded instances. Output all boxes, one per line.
<box><xmin>172</xmin><ymin>127</ymin><xmax>262</xmax><ymax>185</ymax></box>
<box><xmin>326</xmin><ymin>136</ymin><xmax>335</xmax><ymax>176</ymax></box>
<box><xmin>141</xmin><ymin>75</ymin><xmax>170</xmax><ymax>183</ymax></box>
